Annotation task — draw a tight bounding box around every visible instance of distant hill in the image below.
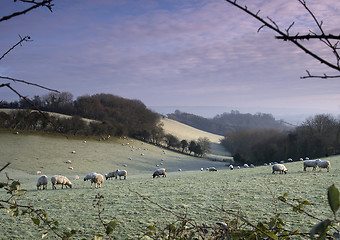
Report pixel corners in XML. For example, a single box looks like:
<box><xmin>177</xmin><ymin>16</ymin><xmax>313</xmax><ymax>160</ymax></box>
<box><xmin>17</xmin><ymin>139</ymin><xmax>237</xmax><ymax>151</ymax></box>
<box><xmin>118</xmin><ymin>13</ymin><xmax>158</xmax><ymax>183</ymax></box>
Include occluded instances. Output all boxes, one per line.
<box><xmin>166</xmin><ymin>110</ymin><xmax>294</xmax><ymax>136</ymax></box>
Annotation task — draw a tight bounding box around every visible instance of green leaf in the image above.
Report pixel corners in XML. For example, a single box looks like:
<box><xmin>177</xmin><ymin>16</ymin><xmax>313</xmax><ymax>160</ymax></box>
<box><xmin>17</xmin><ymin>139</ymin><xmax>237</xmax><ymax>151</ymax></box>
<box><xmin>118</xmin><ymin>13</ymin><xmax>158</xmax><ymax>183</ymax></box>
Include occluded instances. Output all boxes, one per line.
<box><xmin>32</xmin><ymin>218</ymin><xmax>40</xmax><ymax>226</ymax></box>
<box><xmin>105</xmin><ymin>221</ymin><xmax>116</xmax><ymax>235</ymax></box>
<box><xmin>327</xmin><ymin>184</ymin><xmax>340</xmax><ymax>215</ymax></box>
<box><xmin>310</xmin><ymin>219</ymin><xmax>331</xmax><ymax>238</ymax></box>
<box><xmin>266</xmin><ymin>231</ymin><xmax>278</xmax><ymax>240</ymax></box>
<box><xmin>147</xmin><ymin>225</ymin><xmax>156</xmax><ymax>231</ymax></box>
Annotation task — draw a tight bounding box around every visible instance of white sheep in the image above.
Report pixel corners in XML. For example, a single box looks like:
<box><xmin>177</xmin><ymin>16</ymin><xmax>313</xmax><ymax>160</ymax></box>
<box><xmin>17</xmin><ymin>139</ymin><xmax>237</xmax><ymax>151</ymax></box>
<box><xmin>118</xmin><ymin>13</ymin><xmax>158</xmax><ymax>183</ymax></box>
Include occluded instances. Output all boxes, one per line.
<box><xmin>115</xmin><ymin>169</ymin><xmax>127</xmax><ymax>180</ymax></box>
<box><xmin>243</xmin><ymin>164</ymin><xmax>249</xmax><ymax>168</ymax></box>
<box><xmin>51</xmin><ymin>175</ymin><xmax>72</xmax><ymax>189</ymax></box>
<box><xmin>37</xmin><ymin>175</ymin><xmax>48</xmax><ymax>190</ymax></box>
<box><xmin>91</xmin><ymin>173</ymin><xmax>104</xmax><ymax>188</ymax></box>
<box><xmin>272</xmin><ymin>164</ymin><xmax>288</xmax><ymax>174</ymax></box>
<box><xmin>153</xmin><ymin>168</ymin><xmax>166</xmax><ymax>178</ymax></box>
<box><xmin>207</xmin><ymin>167</ymin><xmax>217</xmax><ymax>171</ymax></box>
<box><xmin>303</xmin><ymin>160</ymin><xmax>318</xmax><ymax>171</ymax></box>
<box><xmin>84</xmin><ymin>172</ymin><xmax>97</xmax><ymax>181</ymax></box>
<box><xmin>229</xmin><ymin>165</ymin><xmax>234</xmax><ymax>170</ymax></box>
<box><xmin>316</xmin><ymin>159</ymin><xmax>331</xmax><ymax>172</ymax></box>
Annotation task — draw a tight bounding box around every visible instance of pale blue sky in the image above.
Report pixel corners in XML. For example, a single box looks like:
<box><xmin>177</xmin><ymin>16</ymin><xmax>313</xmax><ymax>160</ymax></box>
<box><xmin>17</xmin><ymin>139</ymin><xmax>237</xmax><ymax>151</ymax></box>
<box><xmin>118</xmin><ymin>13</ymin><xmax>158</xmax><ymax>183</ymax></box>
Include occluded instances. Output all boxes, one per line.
<box><xmin>1</xmin><ymin>0</ymin><xmax>340</xmax><ymax>123</ymax></box>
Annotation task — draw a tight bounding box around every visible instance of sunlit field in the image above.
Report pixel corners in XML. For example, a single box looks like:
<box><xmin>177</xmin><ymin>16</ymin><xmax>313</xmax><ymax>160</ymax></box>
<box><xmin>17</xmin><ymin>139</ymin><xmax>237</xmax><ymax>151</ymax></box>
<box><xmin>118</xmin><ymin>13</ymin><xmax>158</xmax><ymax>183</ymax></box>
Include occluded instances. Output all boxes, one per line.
<box><xmin>0</xmin><ymin>130</ymin><xmax>339</xmax><ymax>239</ymax></box>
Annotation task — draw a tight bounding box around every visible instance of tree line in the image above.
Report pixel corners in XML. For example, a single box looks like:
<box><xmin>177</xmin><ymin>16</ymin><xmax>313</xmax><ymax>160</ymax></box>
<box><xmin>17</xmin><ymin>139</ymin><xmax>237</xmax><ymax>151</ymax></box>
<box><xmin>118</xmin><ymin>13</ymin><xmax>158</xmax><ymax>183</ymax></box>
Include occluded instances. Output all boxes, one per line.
<box><xmin>0</xmin><ymin>92</ymin><xmax>211</xmax><ymax>157</ymax></box>
<box><xmin>221</xmin><ymin>114</ymin><xmax>340</xmax><ymax>165</ymax></box>
<box><xmin>1</xmin><ymin>92</ymin><xmax>160</xmax><ymax>139</ymax></box>
<box><xmin>167</xmin><ymin>109</ymin><xmax>293</xmax><ymax>136</ymax></box>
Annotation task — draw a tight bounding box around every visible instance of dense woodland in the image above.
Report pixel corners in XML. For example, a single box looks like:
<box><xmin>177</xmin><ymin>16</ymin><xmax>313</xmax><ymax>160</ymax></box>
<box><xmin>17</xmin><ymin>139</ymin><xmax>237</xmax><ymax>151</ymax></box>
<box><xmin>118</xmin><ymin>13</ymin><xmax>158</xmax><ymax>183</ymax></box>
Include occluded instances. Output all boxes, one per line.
<box><xmin>167</xmin><ymin>109</ymin><xmax>293</xmax><ymax>135</ymax></box>
<box><xmin>0</xmin><ymin>92</ymin><xmax>160</xmax><ymax>140</ymax></box>
<box><xmin>222</xmin><ymin>114</ymin><xmax>340</xmax><ymax>165</ymax></box>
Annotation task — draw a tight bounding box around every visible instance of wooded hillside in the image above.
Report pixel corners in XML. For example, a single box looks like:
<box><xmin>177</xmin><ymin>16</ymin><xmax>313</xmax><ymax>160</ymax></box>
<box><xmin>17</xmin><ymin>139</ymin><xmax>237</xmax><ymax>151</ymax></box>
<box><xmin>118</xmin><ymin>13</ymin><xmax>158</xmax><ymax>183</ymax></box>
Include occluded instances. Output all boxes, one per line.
<box><xmin>167</xmin><ymin>109</ymin><xmax>293</xmax><ymax>135</ymax></box>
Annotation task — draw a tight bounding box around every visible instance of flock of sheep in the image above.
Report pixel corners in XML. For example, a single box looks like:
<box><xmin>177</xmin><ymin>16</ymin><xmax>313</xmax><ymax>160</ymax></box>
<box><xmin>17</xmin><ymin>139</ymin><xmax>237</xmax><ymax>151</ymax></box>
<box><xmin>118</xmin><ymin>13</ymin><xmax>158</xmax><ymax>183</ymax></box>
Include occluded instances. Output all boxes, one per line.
<box><xmin>37</xmin><ymin>157</ymin><xmax>331</xmax><ymax>189</ymax></box>
<box><xmin>271</xmin><ymin>158</ymin><xmax>331</xmax><ymax>174</ymax></box>
<box><xmin>36</xmin><ymin>168</ymin><xmax>167</xmax><ymax>190</ymax></box>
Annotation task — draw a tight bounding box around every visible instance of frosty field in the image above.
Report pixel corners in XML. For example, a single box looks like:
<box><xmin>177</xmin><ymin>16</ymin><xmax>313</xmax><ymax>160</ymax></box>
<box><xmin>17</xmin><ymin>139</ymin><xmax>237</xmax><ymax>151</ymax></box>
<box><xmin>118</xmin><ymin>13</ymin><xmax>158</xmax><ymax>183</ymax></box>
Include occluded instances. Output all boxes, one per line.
<box><xmin>0</xmin><ymin>130</ymin><xmax>339</xmax><ymax>239</ymax></box>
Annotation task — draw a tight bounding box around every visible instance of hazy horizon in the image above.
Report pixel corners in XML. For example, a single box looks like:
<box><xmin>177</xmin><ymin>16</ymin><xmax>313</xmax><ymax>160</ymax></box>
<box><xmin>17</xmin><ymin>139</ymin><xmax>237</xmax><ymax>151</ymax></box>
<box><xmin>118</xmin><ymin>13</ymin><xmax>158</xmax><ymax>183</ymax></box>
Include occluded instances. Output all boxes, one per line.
<box><xmin>149</xmin><ymin>105</ymin><xmax>340</xmax><ymax>125</ymax></box>
<box><xmin>1</xmin><ymin>1</ymin><xmax>340</xmax><ymax>124</ymax></box>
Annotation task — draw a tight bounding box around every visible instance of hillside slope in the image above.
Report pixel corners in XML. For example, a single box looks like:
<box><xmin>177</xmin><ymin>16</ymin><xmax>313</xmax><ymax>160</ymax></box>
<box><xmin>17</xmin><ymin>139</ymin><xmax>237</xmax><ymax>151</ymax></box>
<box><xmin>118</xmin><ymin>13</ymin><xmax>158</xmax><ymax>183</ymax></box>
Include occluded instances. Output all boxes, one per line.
<box><xmin>160</xmin><ymin>118</ymin><xmax>223</xmax><ymax>143</ymax></box>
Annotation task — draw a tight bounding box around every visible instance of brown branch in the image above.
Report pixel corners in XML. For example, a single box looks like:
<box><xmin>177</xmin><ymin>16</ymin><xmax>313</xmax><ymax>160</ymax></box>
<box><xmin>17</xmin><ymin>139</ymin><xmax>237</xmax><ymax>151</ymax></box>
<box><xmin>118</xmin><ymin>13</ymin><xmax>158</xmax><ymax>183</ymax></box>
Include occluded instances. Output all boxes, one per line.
<box><xmin>301</xmin><ymin>70</ymin><xmax>340</xmax><ymax>79</ymax></box>
<box><xmin>0</xmin><ymin>35</ymin><xmax>32</xmax><ymax>61</ymax></box>
<box><xmin>225</xmin><ymin>0</ymin><xmax>340</xmax><ymax>75</ymax></box>
<box><xmin>0</xmin><ymin>163</ymin><xmax>11</xmax><ymax>173</ymax></box>
<box><xmin>0</xmin><ymin>77</ymin><xmax>60</xmax><ymax>93</ymax></box>
<box><xmin>0</xmin><ymin>0</ymin><xmax>54</xmax><ymax>22</ymax></box>
<box><xmin>0</xmin><ymin>199</ymin><xmax>63</xmax><ymax>238</ymax></box>
<box><xmin>3</xmin><ymin>83</ymin><xmax>67</xmax><ymax>137</ymax></box>
<box><xmin>276</xmin><ymin>34</ymin><xmax>340</xmax><ymax>41</ymax></box>
<box><xmin>297</xmin><ymin>0</ymin><xmax>340</xmax><ymax>67</ymax></box>
<box><xmin>130</xmin><ymin>188</ymin><xmax>204</xmax><ymax>237</ymax></box>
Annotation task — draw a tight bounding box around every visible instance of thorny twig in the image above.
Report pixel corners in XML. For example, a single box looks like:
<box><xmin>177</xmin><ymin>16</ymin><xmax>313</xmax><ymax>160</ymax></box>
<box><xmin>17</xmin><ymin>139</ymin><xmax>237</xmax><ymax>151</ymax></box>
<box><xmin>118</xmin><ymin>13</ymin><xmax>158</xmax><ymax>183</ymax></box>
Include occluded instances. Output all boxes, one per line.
<box><xmin>0</xmin><ymin>35</ymin><xmax>32</xmax><ymax>61</ymax></box>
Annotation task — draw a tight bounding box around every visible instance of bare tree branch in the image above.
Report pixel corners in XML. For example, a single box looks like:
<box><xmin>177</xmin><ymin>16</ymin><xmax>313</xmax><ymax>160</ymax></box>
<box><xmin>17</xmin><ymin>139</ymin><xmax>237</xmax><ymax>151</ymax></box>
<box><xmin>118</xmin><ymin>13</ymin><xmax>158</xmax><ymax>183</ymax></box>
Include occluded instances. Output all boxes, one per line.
<box><xmin>0</xmin><ymin>0</ymin><xmax>54</xmax><ymax>22</ymax></box>
<box><xmin>276</xmin><ymin>34</ymin><xmax>340</xmax><ymax>41</ymax></box>
<box><xmin>0</xmin><ymin>76</ymin><xmax>60</xmax><ymax>93</ymax></box>
<box><xmin>0</xmin><ymin>163</ymin><xmax>11</xmax><ymax>173</ymax></box>
<box><xmin>225</xmin><ymin>0</ymin><xmax>340</xmax><ymax>79</ymax></box>
<box><xmin>0</xmin><ymin>35</ymin><xmax>32</xmax><ymax>61</ymax></box>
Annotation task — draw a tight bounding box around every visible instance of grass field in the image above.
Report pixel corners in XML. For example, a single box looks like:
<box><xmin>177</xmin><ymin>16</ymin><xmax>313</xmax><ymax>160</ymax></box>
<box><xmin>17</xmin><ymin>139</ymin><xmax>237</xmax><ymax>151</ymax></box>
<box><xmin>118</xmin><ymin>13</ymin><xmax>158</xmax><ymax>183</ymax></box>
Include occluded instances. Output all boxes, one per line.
<box><xmin>0</xmin><ymin>129</ymin><xmax>339</xmax><ymax>239</ymax></box>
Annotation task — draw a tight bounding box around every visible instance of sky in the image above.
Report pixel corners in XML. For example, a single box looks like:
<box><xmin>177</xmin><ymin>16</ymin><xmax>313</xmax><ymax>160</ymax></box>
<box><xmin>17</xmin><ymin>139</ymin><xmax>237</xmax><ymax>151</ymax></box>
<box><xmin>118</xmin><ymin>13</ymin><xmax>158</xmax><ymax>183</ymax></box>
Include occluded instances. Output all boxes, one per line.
<box><xmin>1</xmin><ymin>0</ymin><xmax>340</xmax><ymax>124</ymax></box>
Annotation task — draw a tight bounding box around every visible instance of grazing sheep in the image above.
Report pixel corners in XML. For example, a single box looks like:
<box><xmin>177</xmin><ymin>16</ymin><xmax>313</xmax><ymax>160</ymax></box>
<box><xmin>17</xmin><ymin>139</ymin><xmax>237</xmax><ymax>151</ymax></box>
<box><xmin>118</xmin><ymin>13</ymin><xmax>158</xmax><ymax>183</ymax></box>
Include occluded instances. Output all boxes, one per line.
<box><xmin>65</xmin><ymin>160</ymin><xmax>72</xmax><ymax>164</ymax></box>
<box><xmin>207</xmin><ymin>167</ymin><xmax>217</xmax><ymax>171</ymax></box>
<box><xmin>105</xmin><ymin>171</ymin><xmax>116</xmax><ymax>180</ymax></box>
<box><xmin>84</xmin><ymin>172</ymin><xmax>97</xmax><ymax>181</ymax></box>
<box><xmin>303</xmin><ymin>160</ymin><xmax>318</xmax><ymax>171</ymax></box>
<box><xmin>74</xmin><ymin>175</ymin><xmax>79</xmax><ymax>180</ymax></box>
<box><xmin>71</xmin><ymin>150</ymin><xmax>76</xmax><ymax>154</ymax></box>
<box><xmin>243</xmin><ymin>164</ymin><xmax>249</xmax><ymax>168</ymax></box>
<box><xmin>316</xmin><ymin>159</ymin><xmax>331</xmax><ymax>172</ymax></box>
<box><xmin>115</xmin><ymin>169</ymin><xmax>127</xmax><ymax>180</ymax></box>
<box><xmin>36</xmin><ymin>170</ymin><xmax>42</xmax><ymax>175</ymax></box>
<box><xmin>37</xmin><ymin>175</ymin><xmax>48</xmax><ymax>190</ymax></box>
<box><xmin>153</xmin><ymin>168</ymin><xmax>166</xmax><ymax>178</ymax></box>
<box><xmin>229</xmin><ymin>165</ymin><xmax>234</xmax><ymax>170</ymax></box>
<box><xmin>250</xmin><ymin>164</ymin><xmax>255</xmax><ymax>168</ymax></box>
<box><xmin>91</xmin><ymin>173</ymin><xmax>104</xmax><ymax>188</ymax></box>
<box><xmin>200</xmin><ymin>168</ymin><xmax>204</xmax><ymax>171</ymax></box>
<box><xmin>51</xmin><ymin>175</ymin><xmax>72</xmax><ymax>189</ymax></box>
<box><xmin>272</xmin><ymin>164</ymin><xmax>288</xmax><ymax>174</ymax></box>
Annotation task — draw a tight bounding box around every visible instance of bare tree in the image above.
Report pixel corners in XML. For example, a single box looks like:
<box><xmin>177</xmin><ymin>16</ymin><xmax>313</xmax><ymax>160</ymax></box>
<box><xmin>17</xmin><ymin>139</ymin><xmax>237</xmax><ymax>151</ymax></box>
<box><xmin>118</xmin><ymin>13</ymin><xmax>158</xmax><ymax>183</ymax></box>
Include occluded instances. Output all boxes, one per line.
<box><xmin>0</xmin><ymin>0</ymin><xmax>58</xmax><ymax>102</ymax></box>
<box><xmin>225</xmin><ymin>0</ymin><xmax>340</xmax><ymax>79</ymax></box>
